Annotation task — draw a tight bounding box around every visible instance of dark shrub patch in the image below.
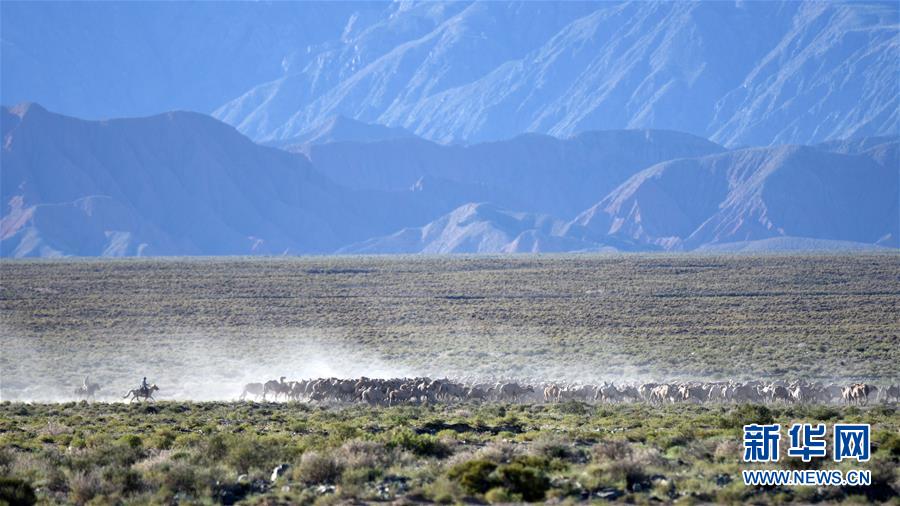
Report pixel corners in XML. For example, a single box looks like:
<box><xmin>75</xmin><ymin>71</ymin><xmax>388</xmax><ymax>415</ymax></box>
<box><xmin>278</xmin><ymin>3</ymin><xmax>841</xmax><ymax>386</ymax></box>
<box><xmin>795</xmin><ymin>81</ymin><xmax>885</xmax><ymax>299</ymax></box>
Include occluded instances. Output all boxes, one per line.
<box><xmin>874</xmin><ymin>431</ymin><xmax>900</xmax><ymax>457</ymax></box>
<box><xmin>225</xmin><ymin>438</ymin><xmax>267</xmax><ymax>473</ymax></box>
<box><xmin>806</xmin><ymin>406</ymin><xmax>840</xmax><ymax>421</ymax></box>
<box><xmin>494</xmin><ymin>462</ymin><xmax>550</xmax><ymax>501</ymax></box>
<box><xmin>118</xmin><ymin>434</ymin><xmax>143</xmax><ymax>450</ymax></box>
<box><xmin>0</xmin><ymin>477</ymin><xmax>36</xmax><ymax>506</ymax></box>
<box><xmin>447</xmin><ymin>459</ymin><xmax>497</xmax><ymax>495</ymax></box>
<box><xmin>722</xmin><ymin>405</ymin><xmax>773</xmax><ymax>429</ymax></box>
<box><xmin>295</xmin><ymin>451</ymin><xmax>343</xmax><ymax>485</ymax></box>
<box><xmin>387</xmin><ymin>429</ymin><xmax>450</xmax><ymax>458</ymax></box>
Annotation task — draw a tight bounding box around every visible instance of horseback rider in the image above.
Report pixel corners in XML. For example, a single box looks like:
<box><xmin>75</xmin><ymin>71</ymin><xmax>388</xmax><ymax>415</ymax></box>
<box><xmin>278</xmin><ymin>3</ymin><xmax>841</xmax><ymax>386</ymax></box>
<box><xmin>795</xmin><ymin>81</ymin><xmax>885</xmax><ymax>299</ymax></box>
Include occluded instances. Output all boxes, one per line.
<box><xmin>140</xmin><ymin>377</ymin><xmax>149</xmax><ymax>395</ymax></box>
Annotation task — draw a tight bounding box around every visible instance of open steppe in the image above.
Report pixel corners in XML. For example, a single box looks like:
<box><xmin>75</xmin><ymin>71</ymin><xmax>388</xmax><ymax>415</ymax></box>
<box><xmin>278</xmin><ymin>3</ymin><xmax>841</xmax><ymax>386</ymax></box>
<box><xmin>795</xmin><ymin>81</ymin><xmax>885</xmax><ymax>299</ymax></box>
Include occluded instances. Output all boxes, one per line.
<box><xmin>2</xmin><ymin>254</ymin><xmax>899</xmax><ymax>504</ymax></box>
<box><xmin>2</xmin><ymin>254</ymin><xmax>899</xmax><ymax>401</ymax></box>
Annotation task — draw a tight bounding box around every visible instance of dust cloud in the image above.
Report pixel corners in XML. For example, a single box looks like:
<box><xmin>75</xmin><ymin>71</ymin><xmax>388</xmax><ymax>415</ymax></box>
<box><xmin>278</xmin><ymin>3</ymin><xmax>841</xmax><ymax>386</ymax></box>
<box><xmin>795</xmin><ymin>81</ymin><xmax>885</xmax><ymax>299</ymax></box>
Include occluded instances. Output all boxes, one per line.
<box><xmin>2</xmin><ymin>323</ymin><xmax>662</xmax><ymax>402</ymax></box>
<box><xmin>1</xmin><ymin>327</ymin><xmax>418</xmax><ymax>402</ymax></box>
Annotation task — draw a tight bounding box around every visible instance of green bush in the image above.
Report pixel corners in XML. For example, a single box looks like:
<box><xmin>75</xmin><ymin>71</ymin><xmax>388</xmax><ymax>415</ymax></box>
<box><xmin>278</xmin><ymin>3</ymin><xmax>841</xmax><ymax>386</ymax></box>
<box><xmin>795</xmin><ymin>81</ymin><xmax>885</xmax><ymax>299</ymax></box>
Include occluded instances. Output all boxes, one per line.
<box><xmin>118</xmin><ymin>434</ymin><xmax>142</xmax><ymax>450</ymax></box>
<box><xmin>387</xmin><ymin>429</ymin><xmax>450</xmax><ymax>458</ymax></box>
<box><xmin>223</xmin><ymin>436</ymin><xmax>292</xmax><ymax>474</ymax></box>
<box><xmin>68</xmin><ymin>442</ymin><xmax>143</xmax><ymax>473</ymax></box>
<box><xmin>721</xmin><ymin>404</ymin><xmax>773</xmax><ymax>429</ymax></box>
<box><xmin>295</xmin><ymin>451</ymin><xmax>343</xmax><ymax>485</ymax></box>
<box><xmin>874</xmin><ymin>431</ymin><xmax>900</xmax><ymax>457</ymax></box>
<box><xmin>805</xmin><ymin>406</ymin><xmax>840</xmax><ymax>421</ymax></box>
<box><xmin>530</xmin><ymin>436</ymin><xmax>579</xmax><ymax>462</ymax></box>
<box><xmin>448</xmin><ymin>456</ymin><xmax>550</xmax><ymax>501</ymax></box>
<box><xmin>558</xmin><ymin>401</ymin><xmax>589</xmax><ymax>415</ymax></box>
<box><xmin>493</xmin><ymin>461</ymin><xmax>550</xmax><ymax>502</ymax></box>
<box><xmin>149</xmin><ymin>429</ymin><xmax>176</xmax><ymax>450</ymax></box>
<box><xmin>100</xmin><ymin>465</ymin><xmax>145</xmax><ymax>496</ymax></box>
<box><xmin>202</xmin><ymin>433</ymin><xmax>228</xmax><ymax>461</ymax></box>
<box><xmin>447</xmin><ymin>459</ymin><xmax>497</xmax><ymax>495</ymax></box>
<box><xmin>0</xmin><ymin>477</ymin><xmax>36</xmax><ymax>506</ymax></box>
<box><xmin>340</xmin><ymin>466</ymin><xmax>381</xmax><ymax>488</ymax></box>
<box><xmin>67</xmin><ymin>470</ymin><xmax>102</xmax><ymax>505</ymax></box>
<box><xmin>485</xmin><ymin>486</ymin><xmax>519</xmax><ymax>504</ymax></box>
<box><xmin>592</xmin><ymin>440</ymin><xmax>633</xmax><ymax>463</ymax></box>
<box><xmin>147</xmin><ymin>461</ymin><xmax>198</xmax><ymax>495</ymax></box>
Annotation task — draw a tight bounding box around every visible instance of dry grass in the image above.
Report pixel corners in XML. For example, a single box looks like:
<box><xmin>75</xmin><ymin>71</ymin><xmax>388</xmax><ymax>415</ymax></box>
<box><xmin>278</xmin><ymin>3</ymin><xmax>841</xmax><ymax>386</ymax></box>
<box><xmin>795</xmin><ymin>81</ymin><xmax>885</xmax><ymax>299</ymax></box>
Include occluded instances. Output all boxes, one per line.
<box><xmin>2</xmin><ymin>254</ymin><xmax>898</xmax><ymax>401</ymax></box>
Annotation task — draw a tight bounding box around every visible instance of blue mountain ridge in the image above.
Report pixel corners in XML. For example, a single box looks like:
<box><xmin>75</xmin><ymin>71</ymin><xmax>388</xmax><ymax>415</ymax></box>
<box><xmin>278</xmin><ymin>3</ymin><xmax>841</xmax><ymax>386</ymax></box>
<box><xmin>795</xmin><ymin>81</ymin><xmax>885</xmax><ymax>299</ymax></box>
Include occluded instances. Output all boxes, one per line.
<box><xmin>2</xmin><ymin>104</ymin><xmax>896</xmax><ymax>257</ymax></box>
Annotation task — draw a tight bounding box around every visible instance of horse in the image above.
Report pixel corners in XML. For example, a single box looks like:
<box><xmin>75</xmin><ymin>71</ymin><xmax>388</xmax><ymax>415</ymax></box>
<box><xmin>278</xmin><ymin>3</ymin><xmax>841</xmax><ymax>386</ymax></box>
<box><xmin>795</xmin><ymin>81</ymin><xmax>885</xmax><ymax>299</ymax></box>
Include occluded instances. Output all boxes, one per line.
<box><xmin>123</xmin><ymin>384</ymin><xmax>159</xmax><ymax>402</ymax></box>
<box><xmin>74</xmin><ymin>382</ymin><xmax>102</xmax><ymax>400</ymax></box>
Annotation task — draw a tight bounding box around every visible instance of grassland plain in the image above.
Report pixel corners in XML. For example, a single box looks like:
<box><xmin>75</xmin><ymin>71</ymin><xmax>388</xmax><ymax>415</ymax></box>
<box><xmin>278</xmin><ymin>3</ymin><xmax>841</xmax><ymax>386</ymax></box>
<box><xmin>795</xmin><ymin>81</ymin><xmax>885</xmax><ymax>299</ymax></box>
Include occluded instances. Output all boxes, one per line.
<box><xmin>1</xmin><ymin>401</ymin><xmax>898</xmax><ymax>504</ymax></box>
<box><xmin>1</xmin><ymin>254</ymin><xmax>900</xmax><ymax>504</ymax></box>
<box><xmin>2</xmin><ymin>254</ymin><xmax>899</xmax><ymax>401</ymax></box>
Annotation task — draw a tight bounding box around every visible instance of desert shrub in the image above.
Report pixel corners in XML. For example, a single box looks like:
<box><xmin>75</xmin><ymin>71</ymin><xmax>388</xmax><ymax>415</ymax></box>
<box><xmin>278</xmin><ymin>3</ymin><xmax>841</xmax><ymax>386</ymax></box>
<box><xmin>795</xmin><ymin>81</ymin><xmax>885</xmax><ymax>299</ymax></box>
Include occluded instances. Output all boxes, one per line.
<box><xmin>874</xmin><ymin>430</ymin><xmax>900</xmax><ymax>458</ymax></box>
<box><xmin>447</xmin><ymin>456</ymin><xmax>550</xmax><ymax>501</ymax></box>
<box><xmin>201</xmin><ymin>433</ymin><xmax>228</xmax><ymax>462</ymax></box>
<box><xmin>493</xmin><ymin>461</ymin><xmax>550</xmax><ymax>501</ymax></box>
<box><xmin>338</xmin><ymin>439</ymin><xmax>392</xmax><ymax>469</ymax></box>
<box><xmin>681</xmin><ymin>439</ymin><xmax>717</xmax><ymax>463</ymax></box>
<box><xmin>590</xmin><ymin>440</ymin><xmax>665</xmax><ymax>491</ymax></box>
<box><xmin>10</xmin><ymin>451</ymin><xmax>67</xmax><ymax>492</ymax></box>
<box><xmin>117</xmin><ymin>434</ymin><xmax>142</xmax><ymax>450</ymax></box>
<box><xmin>99</xmin><ymin>465</ymin><xmax>145</xmax><ymax>496</ymax></box>
<box><xmin>508</xmin><ymin>454</ymin><xmax>550</xmax><ymax>469</ymax></box>
<box><xmin>295</xmin><ymin>451</ymin><xmax>343</xmax><ymax>485</ymax></box>
<box><xmin>713</xmin><ymin>439</ymin><xmax>741</xmax><ymax>463</ymax></box>
<box><xmin>447</xmin><ymin>459</ymin><xmax>497</xmax><ymax>495</ymax></box>
<box><xmin>530</xmin><ymin>435</ymin><xmax>580</xmax><ymax>462</ymax></box>
<box><xmin>592</xmin><ymin>440</ymin><xmax>633</xmax><ymax>463</ymax></box>
<box><xmin>145</xmin><ymin>461</ymin><xmax>199</xmax><ymax>496</ymax></box>
<box><xmin>67</xmin><ymin>442</ymin><xmax>143</xmax><ymax>474</ymax></box>
<box><xmin>324</xmin><ymin>422</ymin><xmax>361</xmax><ymax>445</ymax></box>
<box><xmin>386</xmin><ymin>429</ymin><xmax>450</xmax><ymax>458</ymax></box>
<box><xmin>484</xmin><ymin>486</ymin><xmax>519</xmax><ymax>504</ymax></box>
<box><xmin>656</xmin><ymin>430</ymin><xmax>692</xmax><ymax>451</ymax></box>
<box><xmin>223</xmin><ymin>436</ymin><xmax>287</xmax><ymax>474</ymax></box>
<box><xmin>225</xmin><ymin>438</ymin><xmax>262</xmax><ymax>473</ymax></box>
<box><xmin>558</xmin><ymin>400</ymin><xmax>589</xmax><ymax>415</ymax></box>
<box><xmin>340</xmin><ymin>466</ymin><xmax>381</xmax><ymax>488</ymax></box>
<box><xmin>425</xmin><ymin>476</ymin><xmax>463</xmax><ymax>504</ymax></box>
<box><xmin>805</xmin><ymin>406</ymin><xmax>841</xmax><ymax>421</ymax></box>
<box><xmin>0</xmin><ymin>447</ymin><xmax>15</xmax><ymax>473</ymax></box>
<box><xmin>0</xmin><ymin>477</ymin><xmax>36</xmax><ymax>506</ymax></box>
<box><xmin>68</xmin><ymin>470</ymin><xmax>103</xmax><ymax>505</ymax></box>
<box><xmin>149</xmin><ymin>429</ymin><xmax>176</xmax><ymax>450</ymax></box>
<box><xmin>721</xmin><ymin>404</ymin><xmax>773</xmax><ymax>429</ymax></box>
<box><xmin>475</xmin><ymin>441</ymin><xmax>519</xmax><ymax>463</ymax></box>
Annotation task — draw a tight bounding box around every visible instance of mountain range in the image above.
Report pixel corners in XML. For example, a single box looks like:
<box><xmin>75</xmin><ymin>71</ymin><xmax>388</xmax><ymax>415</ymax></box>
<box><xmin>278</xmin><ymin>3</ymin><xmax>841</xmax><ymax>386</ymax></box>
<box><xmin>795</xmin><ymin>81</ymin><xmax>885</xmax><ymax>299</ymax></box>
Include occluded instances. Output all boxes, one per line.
<box><xmin>2</xmin><ymin>103</ymin><xmax>896</xmax><ymax>257</ymax></box>
<box><xmin>5</xmin><ymin>1</ymin><xmax>896</xmax><ymax>147</ymax></box>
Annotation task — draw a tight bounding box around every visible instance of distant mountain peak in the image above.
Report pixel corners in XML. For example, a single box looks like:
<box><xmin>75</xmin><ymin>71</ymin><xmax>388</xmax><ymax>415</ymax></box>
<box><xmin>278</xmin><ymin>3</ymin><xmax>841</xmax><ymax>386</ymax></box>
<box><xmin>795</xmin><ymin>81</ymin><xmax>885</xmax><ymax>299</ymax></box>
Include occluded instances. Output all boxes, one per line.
<box><xmin>208</xmin><ymin>1</ymin><xmax>898</xmax><ymax>147</ymax></box>
<box><xmin>6</xmin><ymin>102</ymin><xmax>47</xmax><ymax>118</ymax></box>
<box><xmin>2</xmin><ymin>104</ymin><xmax>895</xmax><ymax>257</ymax></box>
<box><xmin>282</xmin><ymin>114</ymin><xmax>416</xmax><ymax>150</ymax></box>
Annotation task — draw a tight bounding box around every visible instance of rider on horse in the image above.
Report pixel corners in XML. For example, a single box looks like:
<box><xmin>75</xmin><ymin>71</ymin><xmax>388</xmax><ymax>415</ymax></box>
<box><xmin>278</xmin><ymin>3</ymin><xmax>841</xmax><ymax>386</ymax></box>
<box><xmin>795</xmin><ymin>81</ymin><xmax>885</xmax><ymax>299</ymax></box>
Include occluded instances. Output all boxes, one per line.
<box><xmin>140</xmin><ymin>377</ymin><xmax>149</xmax><ymax>395</ymax></box>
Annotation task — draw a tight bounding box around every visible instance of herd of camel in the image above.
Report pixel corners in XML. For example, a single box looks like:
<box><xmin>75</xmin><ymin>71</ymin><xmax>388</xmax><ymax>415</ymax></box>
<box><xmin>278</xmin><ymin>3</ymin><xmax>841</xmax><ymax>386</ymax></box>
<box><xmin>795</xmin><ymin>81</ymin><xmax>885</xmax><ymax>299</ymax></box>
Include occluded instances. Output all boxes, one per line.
<box><xmin>70</xmin><ymin>375</ymin><xmax>899</xmax><ymax>405</ymax></box>
<box><xmin>239</xmin><ymin>376</ymin><xmax>900</xmax><ymax>406</ymax></box>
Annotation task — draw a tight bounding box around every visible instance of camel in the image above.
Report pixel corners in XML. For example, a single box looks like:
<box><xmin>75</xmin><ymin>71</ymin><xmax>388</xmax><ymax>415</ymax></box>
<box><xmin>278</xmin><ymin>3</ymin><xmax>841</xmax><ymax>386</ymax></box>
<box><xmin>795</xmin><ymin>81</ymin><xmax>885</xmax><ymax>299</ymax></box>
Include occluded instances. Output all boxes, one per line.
<box><xmin>881</xmin><ymin>384</ymin><xmax>900</xmax><ymax>402</ymax></box>
<box><xmin>497</xmin><ymin>382</ymin><xmax>534</xmax><ymax>402</ymax></box>
<box><xmin>843</xmin><ymin>383</ymin><xmax>877</xmax><ymax>405</ymax></box>
<box><xmin>544</xmin><ymin>384</ymin><xmax>561</xmax><ymax>403</ymax></box>
<box><xmin>263</xmin><ymin>376</ymin><xmax>288</xmax><ymax>401</ymax></box>
<box><xmin>221</xmin><ymin>376</ymin><xmax>897</xmax><ymax>407</ymax></box>
<box><xmin>240</xmin><ymin>382</ymin><xmax>265</xmax><ymax>401</ymax></box>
